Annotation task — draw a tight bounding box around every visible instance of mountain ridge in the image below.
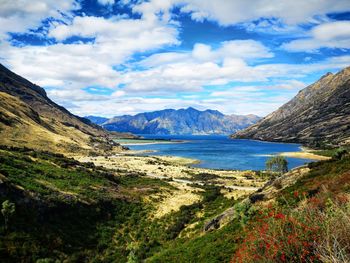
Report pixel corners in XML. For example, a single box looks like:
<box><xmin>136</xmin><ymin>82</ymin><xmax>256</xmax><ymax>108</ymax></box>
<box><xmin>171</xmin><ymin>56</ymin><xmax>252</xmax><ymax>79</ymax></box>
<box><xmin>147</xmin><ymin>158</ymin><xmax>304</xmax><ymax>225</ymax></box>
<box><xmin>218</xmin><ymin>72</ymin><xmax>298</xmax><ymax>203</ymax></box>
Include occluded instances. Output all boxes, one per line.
<box><xmin>86</xmin><ymin>108</ymin><xmax>261</xmax><ymax>135</ymax></box>
<box><xmin>231</xmin><ymin>66</ymin><xmax>350</xmax><ymax>146</ymax></box>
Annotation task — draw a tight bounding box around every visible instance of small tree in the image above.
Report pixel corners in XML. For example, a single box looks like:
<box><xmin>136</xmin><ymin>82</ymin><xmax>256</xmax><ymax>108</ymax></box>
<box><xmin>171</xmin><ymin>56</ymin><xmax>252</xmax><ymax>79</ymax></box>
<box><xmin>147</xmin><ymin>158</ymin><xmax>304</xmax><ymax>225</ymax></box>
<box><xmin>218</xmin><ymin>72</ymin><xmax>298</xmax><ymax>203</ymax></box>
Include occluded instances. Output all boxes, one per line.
<box><xmin>266</xmin><ymin>156</ymin><xmax>288</xmax><ymax>175</ymax></box>
<box><xmin>1</xmin><ymin>200</ymin><xmax>15</xmax><ymax>230</ymax></box>
<box><xmin>127</xmin><ymin>242</ymin><xmax>139</xmax><ymax>263</ymax></box>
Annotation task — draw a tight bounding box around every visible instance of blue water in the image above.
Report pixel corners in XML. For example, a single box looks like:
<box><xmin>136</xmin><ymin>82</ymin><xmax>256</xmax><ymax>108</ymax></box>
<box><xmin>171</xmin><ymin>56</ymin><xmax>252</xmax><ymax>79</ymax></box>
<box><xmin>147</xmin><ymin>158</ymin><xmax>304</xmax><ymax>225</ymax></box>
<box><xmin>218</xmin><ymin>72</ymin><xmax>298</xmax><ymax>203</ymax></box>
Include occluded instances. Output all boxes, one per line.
<box><xmin>127</xmin><ymin>135</ymin><xmax>315</xmax><ymax>171</ymax></box>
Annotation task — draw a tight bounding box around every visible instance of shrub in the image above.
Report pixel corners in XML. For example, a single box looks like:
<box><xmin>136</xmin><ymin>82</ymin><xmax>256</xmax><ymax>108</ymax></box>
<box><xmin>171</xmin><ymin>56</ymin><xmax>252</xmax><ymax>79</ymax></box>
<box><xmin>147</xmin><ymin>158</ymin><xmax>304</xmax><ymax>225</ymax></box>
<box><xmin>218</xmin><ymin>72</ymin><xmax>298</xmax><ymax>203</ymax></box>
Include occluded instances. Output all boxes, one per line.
<box><xmin>232</xmin><ymin>208</ymin><xmax>321</xmax><ymax>262</ymax></box>
<box><xmin>232</xmin><ymin>194</ymin><xmax>350</xmax><ymax>263</ymax></box>
<box><xmin>1</xmin><ymin>200</ymin><xmax>15</xmax><ymax>230</ymax></box>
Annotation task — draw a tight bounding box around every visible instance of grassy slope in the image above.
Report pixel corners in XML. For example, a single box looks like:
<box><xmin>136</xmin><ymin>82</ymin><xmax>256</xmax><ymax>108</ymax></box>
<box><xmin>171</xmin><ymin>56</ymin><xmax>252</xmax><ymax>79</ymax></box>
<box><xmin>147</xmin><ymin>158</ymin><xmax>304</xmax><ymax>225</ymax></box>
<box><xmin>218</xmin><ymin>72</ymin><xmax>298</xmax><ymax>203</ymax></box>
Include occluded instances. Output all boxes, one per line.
<box><xmin>0</xmin><ymin>92</ymin><xmax>90</xmax><ymax>153</ymax></box>
<box><xmin>0</xmin><ymin>92</ymin><xmax>121</xmax><ymax>155</ymax></box>
<box><xmin>0</xmin><ymin>146</ymin><xmax>171</xmax><ymax>262</ymax></box>
<box><xmin>0</xmin><ymin>63</ymin><xmax>119</xmax><ymax>155</ymax></box>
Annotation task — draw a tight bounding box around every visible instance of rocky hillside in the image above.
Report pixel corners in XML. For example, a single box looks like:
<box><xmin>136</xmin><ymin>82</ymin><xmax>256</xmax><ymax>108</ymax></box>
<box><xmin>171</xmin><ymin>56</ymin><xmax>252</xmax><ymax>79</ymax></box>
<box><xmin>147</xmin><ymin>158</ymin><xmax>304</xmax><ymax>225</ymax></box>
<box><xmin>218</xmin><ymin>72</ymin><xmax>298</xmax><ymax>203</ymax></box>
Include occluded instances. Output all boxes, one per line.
<box><xmin>88</xmin><ymin>107</ymin><xmax>260</xmax><ymax>135</ymax></box>
<box><xmin>232</xmin><ymin>66</ymin><xmax>350</xmax><ymax>146</ymax></box>
<box><xmin>0</xmin><ymin>64</ymin><xmax>118</xmax><ymax>154</ymax></box>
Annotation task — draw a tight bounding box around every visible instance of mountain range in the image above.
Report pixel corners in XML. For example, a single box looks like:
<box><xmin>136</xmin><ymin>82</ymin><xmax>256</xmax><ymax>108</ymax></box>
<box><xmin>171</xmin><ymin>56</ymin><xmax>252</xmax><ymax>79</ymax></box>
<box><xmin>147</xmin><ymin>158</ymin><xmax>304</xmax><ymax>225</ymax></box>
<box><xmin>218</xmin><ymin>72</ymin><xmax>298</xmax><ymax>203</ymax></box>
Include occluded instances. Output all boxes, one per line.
<box><xmin>86</xmin><ymin>108</ymin><xmax>261</xmax><ymax>135</ymax></box>
<box><xmin>0</xmin><ymin>63</ymin><xmax>120</xmax><ymax>154</ymax></box>
<box><xmin>232</xmin><ymin>66</ymin><xmax>350</xmax><ymax>147</ymax></box>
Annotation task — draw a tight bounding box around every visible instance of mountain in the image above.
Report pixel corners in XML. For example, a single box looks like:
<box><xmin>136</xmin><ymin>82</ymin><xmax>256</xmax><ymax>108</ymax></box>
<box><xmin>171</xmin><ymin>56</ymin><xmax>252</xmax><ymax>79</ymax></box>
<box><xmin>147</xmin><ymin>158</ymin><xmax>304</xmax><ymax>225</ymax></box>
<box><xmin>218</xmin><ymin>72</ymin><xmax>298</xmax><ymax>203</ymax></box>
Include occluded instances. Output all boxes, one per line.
<box><xmin>88</xmin><ymin>107</ymin><xmax>260</xmax><ymax>135</ymax></box>
<box><xmin>231</xmin><ymin>66</ymin><xmax>350</xmax><ymax>147</ymax></box>
<box><xmin>0</xmin><ymin>63</ymin><xmax>119</xmax><ymax>154</ymax></box>
<box><xmin>84</xmin><ymin>115</ymin><xmax>109</xmax><ymax>125</ymax></box>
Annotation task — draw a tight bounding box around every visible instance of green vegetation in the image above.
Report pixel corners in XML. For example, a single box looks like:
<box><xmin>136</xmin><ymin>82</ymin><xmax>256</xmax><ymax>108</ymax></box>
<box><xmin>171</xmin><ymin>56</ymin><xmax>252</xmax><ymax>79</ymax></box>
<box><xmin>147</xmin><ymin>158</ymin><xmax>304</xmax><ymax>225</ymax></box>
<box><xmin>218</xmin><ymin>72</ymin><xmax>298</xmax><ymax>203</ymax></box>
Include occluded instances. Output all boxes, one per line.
<box><xmin>266</xmin><ymin>155</ymin><xmax>288</xmax><ymax>174</ymax></box>
<box><xmin>0</xmin><ymin>145</ymin><xmax>349</xmax><ymax>262</ymax></box>
<box><xmin>0</xmin><ymin>146</ymin><xmax>171</xmax><ymax>262</ymax></box>
<box><xmin>311</xmin><ymin>146</ymin><xmax>349</xmax><ymax>158</ymax></box>
<box><xmin>0</xmin><ymin>146</ymin><xmax>238</xmax><ymax>262</ymax></box>
<box><xmin>1</xmin><ymin>200</ymin><xmax>15</xmax><ymax>231</ymax></box>
<box><xmin>232</xmin><ymin>152</ymin><xmax>350</xmax><ymax>262</ymax></box>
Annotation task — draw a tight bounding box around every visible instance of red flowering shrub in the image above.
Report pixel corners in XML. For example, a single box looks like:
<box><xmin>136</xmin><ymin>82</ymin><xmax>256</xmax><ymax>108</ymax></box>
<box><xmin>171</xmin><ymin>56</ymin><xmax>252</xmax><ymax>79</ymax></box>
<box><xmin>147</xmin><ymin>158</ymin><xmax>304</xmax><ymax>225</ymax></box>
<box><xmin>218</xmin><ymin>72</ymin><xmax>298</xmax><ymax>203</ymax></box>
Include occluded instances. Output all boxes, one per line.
<box><xmin>232</xmin><ymin>208</ymin><xmax>321</xmax><ymax>263</ymax></box>
<box><xmin>232</xmin><ymin>191</ymin><xmax>350</xmax><ymax>263</ymax></box>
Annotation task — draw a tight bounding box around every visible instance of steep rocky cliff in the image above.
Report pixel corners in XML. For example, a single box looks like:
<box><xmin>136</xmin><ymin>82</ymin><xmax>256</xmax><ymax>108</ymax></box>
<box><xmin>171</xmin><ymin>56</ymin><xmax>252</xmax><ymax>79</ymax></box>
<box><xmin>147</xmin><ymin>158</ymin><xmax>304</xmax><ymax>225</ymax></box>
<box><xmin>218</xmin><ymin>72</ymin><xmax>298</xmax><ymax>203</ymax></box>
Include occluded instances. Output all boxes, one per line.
<box><xmin>231</xmin><ymin>66</ymin><xmax>350</xmax><ymax>146</ymax></box>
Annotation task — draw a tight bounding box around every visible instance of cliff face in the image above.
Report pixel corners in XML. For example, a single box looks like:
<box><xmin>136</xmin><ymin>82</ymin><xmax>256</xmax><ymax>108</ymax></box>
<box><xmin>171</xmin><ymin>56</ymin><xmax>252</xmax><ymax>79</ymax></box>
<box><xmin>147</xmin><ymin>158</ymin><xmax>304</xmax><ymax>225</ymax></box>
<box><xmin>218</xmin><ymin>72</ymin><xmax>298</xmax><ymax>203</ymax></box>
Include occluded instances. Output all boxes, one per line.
<box><xmin>0</xmin><ymin>64</ymin><xmax>116</xmax><ymax>153</ymax></box>
<box><xmin>231</xmin><ymin>66</ymin><xmax>350</xmax><ymax>146</ymax></box>
<box><xmin>91</xmin><ymin>108</ymin><xmax>260</xmax><ymax>135</ymax></box>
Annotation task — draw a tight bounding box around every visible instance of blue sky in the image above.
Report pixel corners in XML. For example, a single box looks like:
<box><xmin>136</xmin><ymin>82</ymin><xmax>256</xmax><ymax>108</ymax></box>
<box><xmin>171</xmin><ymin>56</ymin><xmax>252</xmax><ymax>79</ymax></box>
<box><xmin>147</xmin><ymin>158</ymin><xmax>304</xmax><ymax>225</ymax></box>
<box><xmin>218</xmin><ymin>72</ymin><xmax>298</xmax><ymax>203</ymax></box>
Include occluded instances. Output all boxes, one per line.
<box><xmin>0</xmin><ymin>0</ymin><xmax>350</xmax><ymax>117</ymax></box>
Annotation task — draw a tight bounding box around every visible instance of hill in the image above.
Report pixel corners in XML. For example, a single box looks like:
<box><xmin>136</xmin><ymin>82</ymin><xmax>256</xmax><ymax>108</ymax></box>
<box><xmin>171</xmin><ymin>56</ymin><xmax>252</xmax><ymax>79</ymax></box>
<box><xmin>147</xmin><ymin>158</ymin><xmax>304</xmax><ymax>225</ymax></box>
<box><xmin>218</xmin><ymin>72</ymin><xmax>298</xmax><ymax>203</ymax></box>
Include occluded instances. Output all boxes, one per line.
<box><xmin>231</xmin><ymin>67</ymin><xmax>350</xmax><ymax>147</ymax></box>
<box><xmin>88</xmin><ymin>107</ymin><xmax>260</xmax><ymax>135</ymax></box>
<box><xmin>0</xmin><ymin>64</ymin><xmax>119</xmax><ymax>154</ymax></box>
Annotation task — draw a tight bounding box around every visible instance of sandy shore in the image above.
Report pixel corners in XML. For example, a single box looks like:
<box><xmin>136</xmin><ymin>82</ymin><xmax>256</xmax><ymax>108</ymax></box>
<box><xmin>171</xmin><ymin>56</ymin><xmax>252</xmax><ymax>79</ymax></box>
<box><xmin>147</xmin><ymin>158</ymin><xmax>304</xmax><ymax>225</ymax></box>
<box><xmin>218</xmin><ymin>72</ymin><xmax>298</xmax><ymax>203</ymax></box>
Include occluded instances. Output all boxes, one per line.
<box><xmin>279</xmin><ymin>149</ymin><xmax>331</xmax><ymax>160</ymax></box>
<box><xmin>114</xmin><ymin>139</ymin><xmax>186</xmax><ymax>146</ymax></box>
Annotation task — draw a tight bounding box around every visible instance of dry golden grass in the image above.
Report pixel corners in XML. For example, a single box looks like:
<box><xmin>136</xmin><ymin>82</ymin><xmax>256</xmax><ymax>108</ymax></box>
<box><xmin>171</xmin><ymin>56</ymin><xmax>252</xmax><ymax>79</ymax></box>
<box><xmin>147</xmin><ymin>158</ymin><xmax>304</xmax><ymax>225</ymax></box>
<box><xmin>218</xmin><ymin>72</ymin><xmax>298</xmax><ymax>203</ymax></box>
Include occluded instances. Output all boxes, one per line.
<box><xmin>0</xmin><ymin>92</ymin><xmax>104</xmax><ymax>155</ymax></box>
<box><xmin>153</xmin><ymin>182</ymin><xmax>202</xmax><ymax>218</ymax></box>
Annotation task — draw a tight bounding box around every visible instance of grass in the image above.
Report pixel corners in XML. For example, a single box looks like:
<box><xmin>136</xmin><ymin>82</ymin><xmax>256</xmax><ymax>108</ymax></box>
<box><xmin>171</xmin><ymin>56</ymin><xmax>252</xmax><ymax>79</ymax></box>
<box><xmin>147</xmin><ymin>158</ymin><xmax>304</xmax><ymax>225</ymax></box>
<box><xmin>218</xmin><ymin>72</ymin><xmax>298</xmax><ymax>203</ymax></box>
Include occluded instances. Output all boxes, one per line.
<box><xmin>310</xmin><ymin>146</ymin><xmax>350</xmax><ymax>158</ymax></box>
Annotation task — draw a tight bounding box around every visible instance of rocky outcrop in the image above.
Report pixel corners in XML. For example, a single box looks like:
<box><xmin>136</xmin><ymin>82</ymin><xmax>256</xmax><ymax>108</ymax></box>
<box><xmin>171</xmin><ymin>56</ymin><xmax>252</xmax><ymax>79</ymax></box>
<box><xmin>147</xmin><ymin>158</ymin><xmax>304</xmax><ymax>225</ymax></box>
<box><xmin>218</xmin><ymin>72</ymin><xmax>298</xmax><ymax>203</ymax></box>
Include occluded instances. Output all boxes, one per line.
<box><xmin>89</xmin><ymin>107</ymin><xmax>260</xmax><ymax>135</ymax></box>
<box><xmin>231</xmin><ymin>66</ymin><xmax>350</xmax><ymax>146</ymax></box>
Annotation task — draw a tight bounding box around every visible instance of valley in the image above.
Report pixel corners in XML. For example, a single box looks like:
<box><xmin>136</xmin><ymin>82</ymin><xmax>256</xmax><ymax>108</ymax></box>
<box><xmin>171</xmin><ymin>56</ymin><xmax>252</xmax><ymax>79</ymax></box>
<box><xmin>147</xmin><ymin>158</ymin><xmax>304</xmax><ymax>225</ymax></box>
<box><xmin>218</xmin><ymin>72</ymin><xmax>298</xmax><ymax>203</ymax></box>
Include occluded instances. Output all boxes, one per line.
<box><xmin>0</xmin><ymin>24</ymin><xmax>349</xmax><ymax>263</ymax></box>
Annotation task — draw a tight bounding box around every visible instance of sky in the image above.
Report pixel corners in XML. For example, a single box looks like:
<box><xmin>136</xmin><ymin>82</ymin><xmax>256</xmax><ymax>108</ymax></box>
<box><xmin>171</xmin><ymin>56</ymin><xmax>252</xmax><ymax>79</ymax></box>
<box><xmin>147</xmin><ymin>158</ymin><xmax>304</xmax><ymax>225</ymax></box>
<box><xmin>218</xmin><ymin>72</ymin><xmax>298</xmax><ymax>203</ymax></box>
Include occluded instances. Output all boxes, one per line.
<box><xmin>0</xmin><ymin>0</ymin><xmax>350</xmax><ymax>117</ymax></box>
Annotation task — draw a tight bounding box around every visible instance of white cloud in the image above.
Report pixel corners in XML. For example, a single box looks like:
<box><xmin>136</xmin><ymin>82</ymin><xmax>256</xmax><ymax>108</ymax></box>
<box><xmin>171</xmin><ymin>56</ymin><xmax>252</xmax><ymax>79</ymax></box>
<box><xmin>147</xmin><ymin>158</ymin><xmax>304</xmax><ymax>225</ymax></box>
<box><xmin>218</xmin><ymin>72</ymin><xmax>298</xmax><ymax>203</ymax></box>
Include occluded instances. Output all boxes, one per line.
<box><xmin>210</xmin><ymin>80</ymin><xmax>306</xmax><ymax>100</ymax></box>
<box><xmin>47</xmin><ymin>88</ymin><xmax>109</xmax><ymax>102</ymax></box>
<box><xmin>0</xmin><ymin>42</ymin><xmax>122</xmax><ymax>89</ymax></box>
<box><xmin>97</xmin><ymin>0</ymin><xmax>115</xmax><ymax>6</ymax></box>
<box><xmin>48</xmin><ymin>15</ymin><xmax>179</xmax><ymax>46</ymax></box>
<box><xmin>0</xmin><ymin>0</ymin><xmax>79</xmax><ymax>38</ymax></box>
<box><xmin>189</xmin><ymin>40</ymin><xmax>273</xmax><ymax>63</ymax></box>
<box><xmin>0</xmin><ymin>11</ymin><xmax>180</xmax><ymax>90</ymax></box>
<box><xmin>122</xmin><ymin>58</ymin><xmax>265</xmax><ymax>94</ymax></box>
<box><xmin>130</xmin><ymin>0</ymin><xmax>350</xmax><ymax>26</ymax></box>
<box><xmin>129</xmin><ymin>40</ymin><xmax>273</xmax><ymax>93</ymax></box>
<box><xmin>282</xmin><ymin>21</ymin><xmax>350</xmax><ymax>52</ymax></box>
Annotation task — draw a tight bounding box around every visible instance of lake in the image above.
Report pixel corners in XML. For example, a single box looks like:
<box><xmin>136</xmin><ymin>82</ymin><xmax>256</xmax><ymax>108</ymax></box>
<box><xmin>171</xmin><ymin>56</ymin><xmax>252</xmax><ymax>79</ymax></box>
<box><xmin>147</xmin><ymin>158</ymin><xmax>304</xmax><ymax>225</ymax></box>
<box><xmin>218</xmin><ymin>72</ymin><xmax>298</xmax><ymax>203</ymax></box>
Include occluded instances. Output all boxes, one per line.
<box><xmin>122</xmin><ymin>135</ymin><xmax>316</xmax><ymax>171</ymax></box>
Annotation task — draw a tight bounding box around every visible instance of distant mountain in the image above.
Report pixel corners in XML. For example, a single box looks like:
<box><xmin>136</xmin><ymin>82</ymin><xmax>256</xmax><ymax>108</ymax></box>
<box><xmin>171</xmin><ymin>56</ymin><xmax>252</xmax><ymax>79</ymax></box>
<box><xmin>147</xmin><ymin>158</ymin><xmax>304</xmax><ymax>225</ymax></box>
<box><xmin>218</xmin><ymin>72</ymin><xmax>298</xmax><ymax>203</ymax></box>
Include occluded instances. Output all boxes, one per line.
<box><xmin>87</xmin><ymin>107</ymin><xmax>260</xmax><ymax>135</ymax></box>
<box><xmin>232</xmin><ymin>66</ymin><xmax>350</xmax><ymax>147</ymax></box>
<box><xmin>84</xmin><ymin>116</ymin><xmax>109</xmax><ymax>125</ymax></box>
<box><xmin>0</xmin><ymin>63</ymin><xmax>118</xmax><ymax>154</ymax></box>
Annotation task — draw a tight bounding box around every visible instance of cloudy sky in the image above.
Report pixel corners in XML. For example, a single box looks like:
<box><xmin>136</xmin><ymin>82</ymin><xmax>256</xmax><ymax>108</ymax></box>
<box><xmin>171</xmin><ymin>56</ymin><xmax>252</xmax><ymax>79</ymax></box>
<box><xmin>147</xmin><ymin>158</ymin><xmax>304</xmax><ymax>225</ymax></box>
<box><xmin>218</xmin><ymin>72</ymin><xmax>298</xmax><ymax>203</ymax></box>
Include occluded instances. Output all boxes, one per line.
<box><xmin>0</xmin><ymin>0</ymin><xmax>350</xmax><ymax>117</ymax></box>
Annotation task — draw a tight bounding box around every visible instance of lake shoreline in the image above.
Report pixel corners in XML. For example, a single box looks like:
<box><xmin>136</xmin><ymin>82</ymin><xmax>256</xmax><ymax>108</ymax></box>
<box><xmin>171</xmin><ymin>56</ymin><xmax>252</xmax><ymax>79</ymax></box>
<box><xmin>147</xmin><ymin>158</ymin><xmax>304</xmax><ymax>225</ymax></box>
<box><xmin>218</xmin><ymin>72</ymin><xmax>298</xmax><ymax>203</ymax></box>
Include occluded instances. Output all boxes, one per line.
<box><xmin>279</xmin><ymin>147</ymin><xmax>331</xmax><ymax>161</ymax></box>
<box><xmin>120</xmin><ymin>135</ymin><xmax>321</xmax><ymax>171</ymax></box>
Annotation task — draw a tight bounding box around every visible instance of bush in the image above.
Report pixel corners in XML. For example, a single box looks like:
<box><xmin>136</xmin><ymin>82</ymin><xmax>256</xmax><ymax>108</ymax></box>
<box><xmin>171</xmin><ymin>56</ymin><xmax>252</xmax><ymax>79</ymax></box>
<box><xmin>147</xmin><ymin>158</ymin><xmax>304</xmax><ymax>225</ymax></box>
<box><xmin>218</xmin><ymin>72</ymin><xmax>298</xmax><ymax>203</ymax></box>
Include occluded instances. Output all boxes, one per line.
<box><xmin>1</xmin><ymin>200</ymin><xmax>15</xmax><ymax>230</ymax></box>
<box><xmin>266</xmin><ymin>156</ymin><xmax>288</xmax><ymax>174</ymax></box>
<box><xmin>232</xmin><ymin>194</ymin><xmax>350</xmax><ymax>263</ymax></box>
